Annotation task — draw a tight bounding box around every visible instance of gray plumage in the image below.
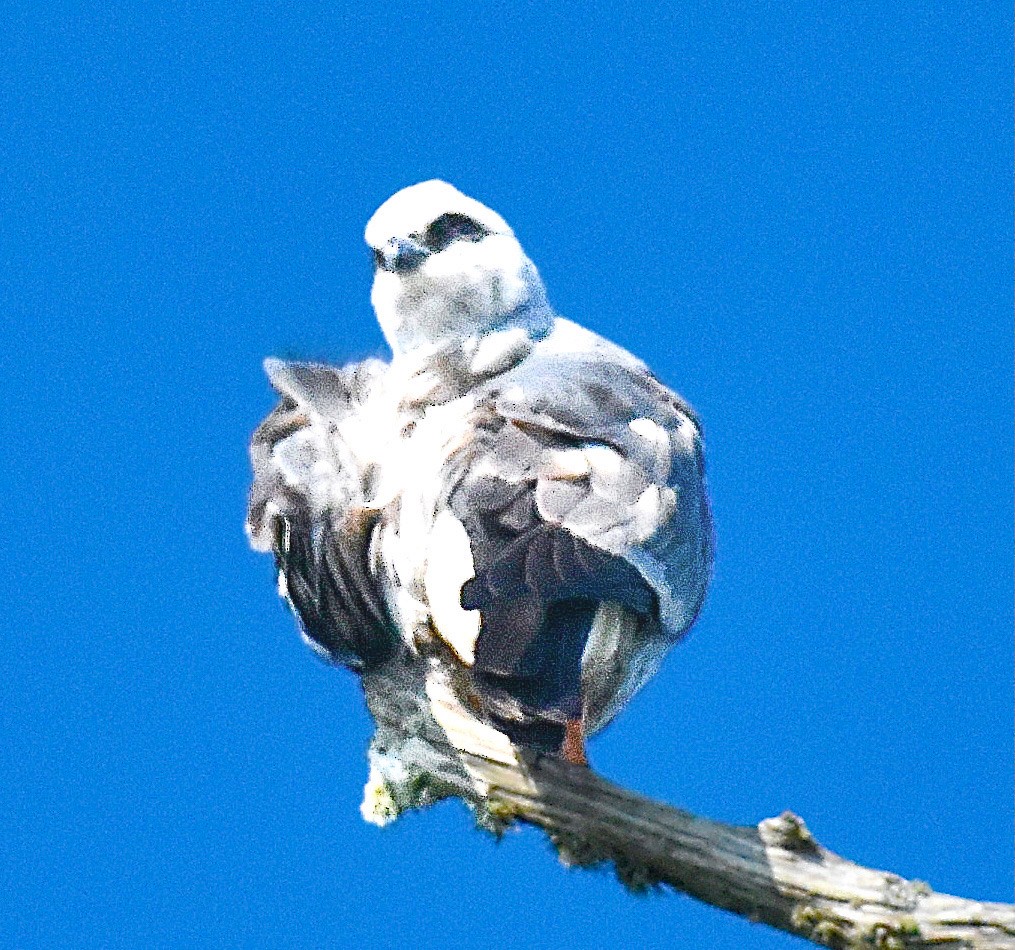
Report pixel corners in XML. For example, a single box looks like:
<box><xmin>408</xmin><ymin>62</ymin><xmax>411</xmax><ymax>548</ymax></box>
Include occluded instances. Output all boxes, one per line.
<box><xmin>246</xmin><ymin>181</ymin><xmax>712</xmax><ymax>757</ymax></box>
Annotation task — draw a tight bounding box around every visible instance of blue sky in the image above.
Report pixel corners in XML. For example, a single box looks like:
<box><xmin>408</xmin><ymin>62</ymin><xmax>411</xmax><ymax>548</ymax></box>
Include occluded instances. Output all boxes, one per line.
<box><xmin>2</xmin><ymin>3</ymin><xmax>1011</xmax><ymax>947</ymax></box>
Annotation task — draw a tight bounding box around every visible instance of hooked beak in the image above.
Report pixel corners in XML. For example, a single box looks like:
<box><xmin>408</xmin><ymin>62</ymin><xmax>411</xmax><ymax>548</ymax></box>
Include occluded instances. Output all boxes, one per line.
<box><xmin>375</xmin><ymin>236</ymin><xmax>429</xmax><ymax>274</ymax></box>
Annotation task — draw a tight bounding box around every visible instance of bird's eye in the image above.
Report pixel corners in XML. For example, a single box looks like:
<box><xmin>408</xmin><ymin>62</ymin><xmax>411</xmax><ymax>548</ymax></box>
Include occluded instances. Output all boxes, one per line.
<box><xmin>424</xmin><ymin>213</ymin><xmax>486</xmax><ymax>252</ymax></box>
<box><xmin>372</xmin><ymin>248</ymin><xmax>384</xmax><ymax>269</ymax></box>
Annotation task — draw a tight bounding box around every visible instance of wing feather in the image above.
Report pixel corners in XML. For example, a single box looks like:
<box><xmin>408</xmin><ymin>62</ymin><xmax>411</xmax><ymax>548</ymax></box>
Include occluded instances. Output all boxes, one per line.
<box><xmin>246</xmin><ymin>359</ymin><xmax>395</xmax><ymax>669</ymax></box>
<box><xmin>437</xmin><ymin>343</ymin><xmax>711</xmax><ymax>735</ymax></box>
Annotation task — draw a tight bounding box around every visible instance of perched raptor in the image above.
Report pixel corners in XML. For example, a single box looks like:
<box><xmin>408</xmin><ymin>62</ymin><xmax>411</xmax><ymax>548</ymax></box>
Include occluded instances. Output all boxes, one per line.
<box><xmin>246</xmin><ymin>181</ymin><xmax>713</xmax><ymax>765</ymax></box>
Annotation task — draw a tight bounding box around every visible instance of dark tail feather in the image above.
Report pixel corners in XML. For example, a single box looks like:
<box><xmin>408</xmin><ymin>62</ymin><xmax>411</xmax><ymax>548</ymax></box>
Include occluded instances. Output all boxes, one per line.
<box><xmin>276</xmin><ymin>506</ymin><xmax>395</xmax><ymax>669</ymax></box>
<box><xmin>472</xmin><ymin>598</ymin><xmax>598</xmax><ymax>749</ymax></box>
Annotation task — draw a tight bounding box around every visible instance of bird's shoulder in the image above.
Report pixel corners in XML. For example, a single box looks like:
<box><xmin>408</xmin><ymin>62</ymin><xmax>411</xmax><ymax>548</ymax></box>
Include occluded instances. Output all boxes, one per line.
<box><xmin>445</xmin><ymin>319</ymin><xmax>706</xmax><ymax>563</ymax></box>
<box><xmin>477</xmin><ymin>319</ymin><xmax>702</xmax><ymax>451</ymax></box>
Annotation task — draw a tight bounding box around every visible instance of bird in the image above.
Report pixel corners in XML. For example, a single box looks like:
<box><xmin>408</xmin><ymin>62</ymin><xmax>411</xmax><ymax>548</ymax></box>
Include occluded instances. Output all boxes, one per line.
<box><xmin>246</xmin><ymin>180</ymin><xmax>713</xmax><ymax>766</ymax></box>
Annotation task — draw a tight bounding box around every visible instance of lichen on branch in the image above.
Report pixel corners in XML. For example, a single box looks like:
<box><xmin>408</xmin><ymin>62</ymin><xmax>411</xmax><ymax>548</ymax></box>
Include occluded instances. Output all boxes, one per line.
<box><xmin>354</xmin><ymin>648</ymin><xmax>1014</xmax><ymax>950</ymax></box>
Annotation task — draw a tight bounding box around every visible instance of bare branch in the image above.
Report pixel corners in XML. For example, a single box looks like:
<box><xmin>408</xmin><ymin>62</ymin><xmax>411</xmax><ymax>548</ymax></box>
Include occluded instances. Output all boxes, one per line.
<box><xmin>356</xmin><ymin>650</ymin><xmax>1014</xmax><ymax>950</ymax></box>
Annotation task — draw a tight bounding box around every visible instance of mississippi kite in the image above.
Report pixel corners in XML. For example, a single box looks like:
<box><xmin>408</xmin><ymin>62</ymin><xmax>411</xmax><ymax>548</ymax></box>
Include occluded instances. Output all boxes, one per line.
<box><xmin>247</xmin><ymin>181</ymin><xmax>712</xmax><ymax>764</ymax></box>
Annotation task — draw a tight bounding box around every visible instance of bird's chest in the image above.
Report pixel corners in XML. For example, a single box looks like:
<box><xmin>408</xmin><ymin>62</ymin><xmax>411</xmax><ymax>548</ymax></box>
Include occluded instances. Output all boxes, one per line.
<box><xmin>362</xmin><ymin>393</ymin><xmax>477</xmax><ymax>507</ymax></box>
<box><xmin>368</xmin><ymin>393</ymin><xmax>481</xmax><ymax>648</ymax></box>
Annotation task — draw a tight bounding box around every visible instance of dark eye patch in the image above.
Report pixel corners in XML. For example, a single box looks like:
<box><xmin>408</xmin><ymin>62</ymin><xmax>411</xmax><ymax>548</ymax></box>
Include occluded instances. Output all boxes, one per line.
<box><xmin>423</xmin><ymin>213</ymin><xmax>486</xmax><ymax>252</ymax></box>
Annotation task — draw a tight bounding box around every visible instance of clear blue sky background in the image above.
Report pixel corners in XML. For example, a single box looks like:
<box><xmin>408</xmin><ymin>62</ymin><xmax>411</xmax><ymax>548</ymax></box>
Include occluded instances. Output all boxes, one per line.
<box><xmin>2</xmin><ymin>4</ymin><xmax>1011</xmax><ymax>948</ymax></box>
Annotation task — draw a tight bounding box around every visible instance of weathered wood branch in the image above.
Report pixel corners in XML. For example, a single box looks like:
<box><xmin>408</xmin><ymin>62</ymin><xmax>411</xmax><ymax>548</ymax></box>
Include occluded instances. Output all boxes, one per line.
<box><xmin>355</xmin><ymin>649</ymin><xmax>1013</xmax><ymax>950</ymax></box>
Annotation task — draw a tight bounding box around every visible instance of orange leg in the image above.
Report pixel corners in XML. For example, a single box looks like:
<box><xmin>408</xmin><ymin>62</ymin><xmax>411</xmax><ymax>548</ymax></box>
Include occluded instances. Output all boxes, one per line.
<box><xmin>561</xmin><ymin>717</ymin><xmax>588</xmax><ymax>766</ymax></box>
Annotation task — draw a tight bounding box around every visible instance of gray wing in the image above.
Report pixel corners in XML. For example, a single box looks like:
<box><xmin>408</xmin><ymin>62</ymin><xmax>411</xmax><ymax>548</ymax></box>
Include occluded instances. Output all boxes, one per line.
<box><xmin>441</xmin><ymin>349</ymin><xmax>712</xmax><ymax>741</ymax></box>
<box><xmin>489</xmin><ymin>350</ymin><xmax>713</xmax><ymax>632</ymax></box>
<box><xmin>246</xmin><ymin>358</ymin><xmax>395</xmax><ymax>669</ymax></box>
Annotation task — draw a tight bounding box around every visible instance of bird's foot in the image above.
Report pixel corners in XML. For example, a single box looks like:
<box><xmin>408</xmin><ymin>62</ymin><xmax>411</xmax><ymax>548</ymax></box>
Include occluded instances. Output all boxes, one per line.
<box><xmin>561</xmin><ymin>718</ymin><xmax>588</xmax><ymax>767</ymax></box>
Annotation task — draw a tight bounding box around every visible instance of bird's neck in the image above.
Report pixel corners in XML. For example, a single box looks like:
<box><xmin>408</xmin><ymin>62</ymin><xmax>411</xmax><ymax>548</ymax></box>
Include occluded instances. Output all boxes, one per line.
<box><xmin>392</xmin><ymin>310</ymin><xmax>556</xmax><ymax>409</ymax></box>
<box><xmin>384</xmin><ymin>258</ymin><xmax>555</xmax><ymax>353</ymax></box>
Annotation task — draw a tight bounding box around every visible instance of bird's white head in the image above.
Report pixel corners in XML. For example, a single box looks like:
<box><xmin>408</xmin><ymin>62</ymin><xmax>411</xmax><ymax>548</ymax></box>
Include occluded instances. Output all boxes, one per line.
<box><xmin>365</xmin><ymin>180</ymin><xmax>552</xmax><ymax>356</ymax></box>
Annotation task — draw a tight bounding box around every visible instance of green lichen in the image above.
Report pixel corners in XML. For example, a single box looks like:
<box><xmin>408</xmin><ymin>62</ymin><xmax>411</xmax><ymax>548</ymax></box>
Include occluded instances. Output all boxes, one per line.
<box><xmin>791</xmin><ymin>902</ymin><xmax>924</xmax><ymax>950</ymax></box>
<box><xmin>361</xmin><ymin>770</ymin><xmax>401</xmax><ymax>827</ymax></box>
<box><xmin>814</xmin><ymin>919</ymin><xmax>847</xmax><ymax>948</ymax></box>
<box><xmin>779</xmin><ymin>812</ymin><xmax>820</xmax><ymax>853</ymax></box>
<box><xmin>404</xmin><ymin>771</ymin><xmax>455</xmax><ymax>809</ymax></box>
<box><xmin>544</xmin><ymin>828</ymin><xmax>661</xmax><ymax>895</ymax></box>
<box><xmin>791</xmin><ymin>905</ymin><xmax>822</xmax><ymax>930</ymax></box>
<box><xmin>472</xmin><ymin>798</ymin><xmax>518</xmax><ymax>837</ymax></box>
<box><xmin>867</xmin><ymin>925</ymin><xmax>903</xmax><ymax>950</ymax></box>
<box><xmin>360</xmin><ymin>760</ymin><xmax>458</xmax><ymax>827</ymax></box>
<box><xmin>612</xmin><ymin>856</ymin><xmax>664</xmax><ymax>895</ymax></box>
<box><xmin>790</xmin><ymin>906</ymin><xmax>847</xmax><ymax>949</ymax></box>
<box><xmin>897</xmin><ymin>917</ymin><xmax>920</xmax><ymax>936</ymax></box>
<box><xmin>861</xmin><ymin>917</ymin><xmax>922</xmax><ymax>950</ymax></box>
<box><xmin>548</xmin><ymin>828</ymin><xmax>612</xmax><ymax>869</ymax></box>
